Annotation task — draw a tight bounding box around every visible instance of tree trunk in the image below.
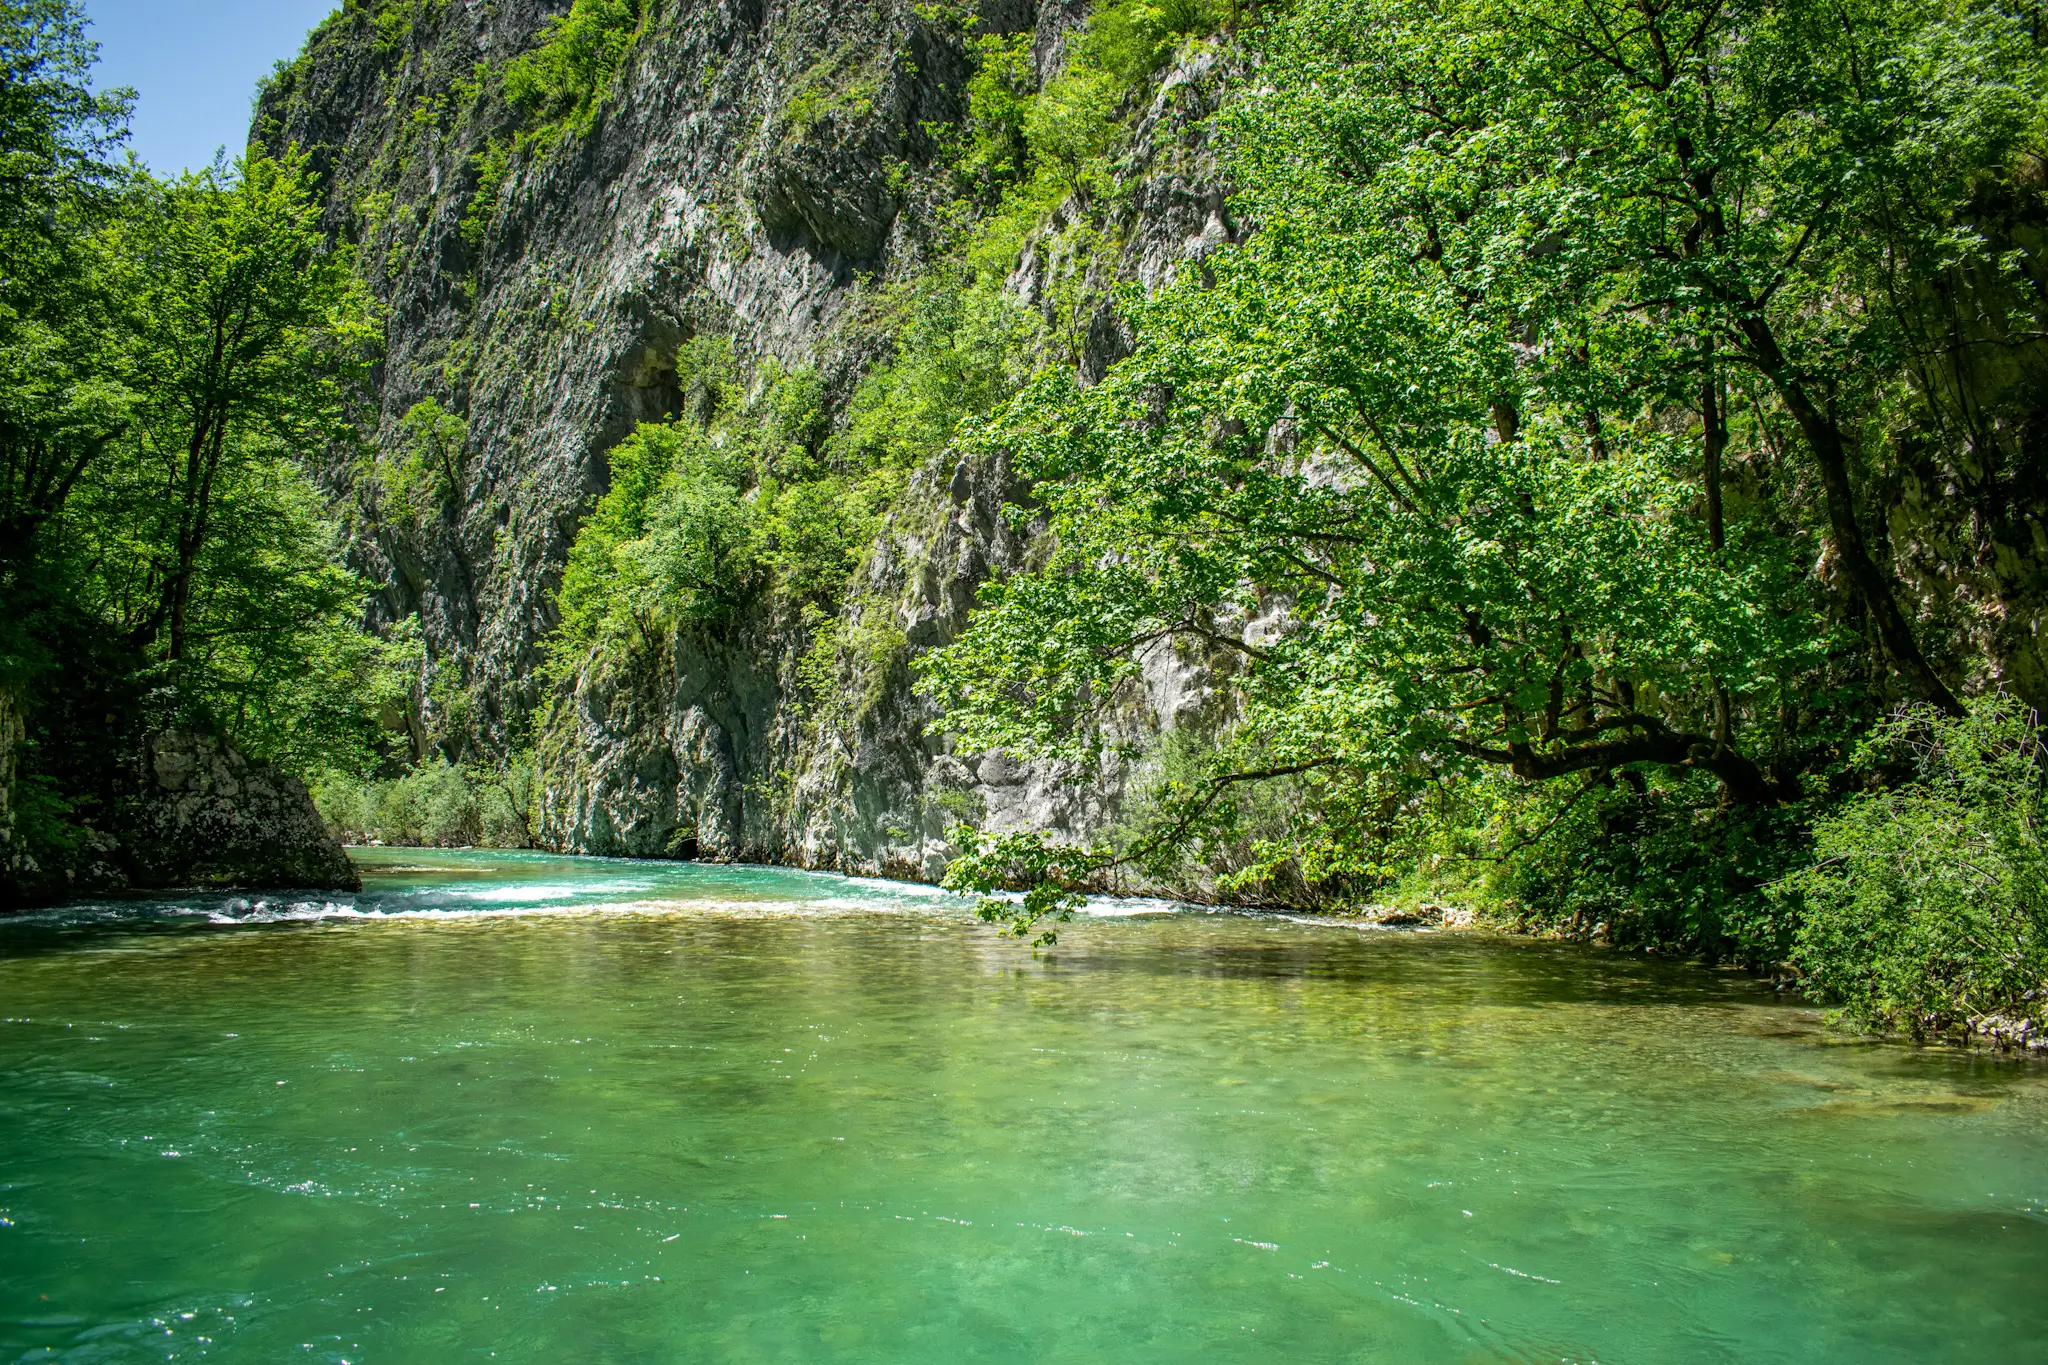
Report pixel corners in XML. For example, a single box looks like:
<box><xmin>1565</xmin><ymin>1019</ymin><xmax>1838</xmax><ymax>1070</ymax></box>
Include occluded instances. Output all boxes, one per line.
<box><xmin>1734</xmin><ymin>317</ymin><xmax>1964</xmax><ymax>716</ymax></box>
<box><xmin>1701</xmin><ymin>344</ymin><xmax>1726</xmax><ymax>553</ymax></box>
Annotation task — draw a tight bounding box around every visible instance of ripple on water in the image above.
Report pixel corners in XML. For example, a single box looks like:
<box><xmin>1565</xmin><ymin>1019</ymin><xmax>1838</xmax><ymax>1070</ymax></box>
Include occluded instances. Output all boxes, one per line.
<box><xmin>0</xmin><ymin>848</ymin><xmax>2045</xmax><ymax>1365</ymax></box>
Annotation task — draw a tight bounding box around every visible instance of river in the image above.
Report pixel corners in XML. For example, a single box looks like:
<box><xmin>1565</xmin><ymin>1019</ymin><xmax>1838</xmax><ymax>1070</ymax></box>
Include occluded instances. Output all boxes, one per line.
<box><xmin>2</xmin><ymin>848</ymin><xmax>2044</xmax><ymax>1363</ymax></box>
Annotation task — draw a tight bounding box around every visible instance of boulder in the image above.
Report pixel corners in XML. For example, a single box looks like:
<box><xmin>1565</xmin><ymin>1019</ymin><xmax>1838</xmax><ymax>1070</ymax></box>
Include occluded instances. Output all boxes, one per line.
<box><xmin>118</xmin><ymin>731</ymin><xmax>359</xmax><ymax>893</ymax></box>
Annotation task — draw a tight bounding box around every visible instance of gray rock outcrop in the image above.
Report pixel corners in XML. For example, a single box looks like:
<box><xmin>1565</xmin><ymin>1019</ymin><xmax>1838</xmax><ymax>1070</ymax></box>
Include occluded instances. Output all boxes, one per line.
<box><xmin>254</xmin><ymin>1</ymin><xmax>1241</xmax><ymax>884</ymax></box>
<box><xmin>117</xmin><ymin>731</ymin><xmax>361</xmax><ymax>894</ymax></box>
<box><xmin>0</xmin><ymin>719</ymin><xmax>359</xmax><ymax>909</ymax></box>
<box><xmin>0</xmin><ymin>684</ymin><xmax>23</xmax><ymax>891</ymax></box>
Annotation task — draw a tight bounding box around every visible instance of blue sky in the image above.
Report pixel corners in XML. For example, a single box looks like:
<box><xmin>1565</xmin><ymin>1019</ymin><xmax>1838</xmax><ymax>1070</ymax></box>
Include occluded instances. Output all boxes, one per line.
<box><xmin>83</xmin><ymin>0</ymin><xmax>341</xmax><ymax>175</ymax></box>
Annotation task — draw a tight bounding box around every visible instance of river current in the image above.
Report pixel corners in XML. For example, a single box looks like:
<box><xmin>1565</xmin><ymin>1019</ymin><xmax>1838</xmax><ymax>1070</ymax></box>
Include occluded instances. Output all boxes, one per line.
<box><xmin>2</xmin><ymin>848</ymin><xmax>2044</xmax><ymax>1363</ymax></box>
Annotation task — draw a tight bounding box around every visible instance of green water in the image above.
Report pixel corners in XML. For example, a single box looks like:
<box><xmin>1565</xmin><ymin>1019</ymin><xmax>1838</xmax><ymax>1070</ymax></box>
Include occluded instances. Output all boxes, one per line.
<box><xmin>2</xmin><ymin>851</ymin><xmax>2044</xmax><ymax>1363</ymax></box>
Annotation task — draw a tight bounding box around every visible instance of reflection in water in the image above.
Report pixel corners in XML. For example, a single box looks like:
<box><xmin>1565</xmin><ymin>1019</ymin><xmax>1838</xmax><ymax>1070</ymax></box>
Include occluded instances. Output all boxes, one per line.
<box><xmin>0</xmin><ymin>848</ymin><xmax>2044</xmax><ymax>1364</ymax></box>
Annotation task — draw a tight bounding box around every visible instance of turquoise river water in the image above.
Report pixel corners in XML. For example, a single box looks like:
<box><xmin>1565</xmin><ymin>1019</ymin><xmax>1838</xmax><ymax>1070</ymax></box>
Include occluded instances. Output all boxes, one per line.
<box><xmin>2</xmin><ymin>848</ymin><xmax>2045</xmax><ymax>1363</ymax></box>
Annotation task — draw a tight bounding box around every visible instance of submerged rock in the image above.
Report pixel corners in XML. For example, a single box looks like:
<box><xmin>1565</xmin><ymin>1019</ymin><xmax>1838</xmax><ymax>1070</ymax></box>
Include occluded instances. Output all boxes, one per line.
<box><xmin>1357</xmin><ymin>903</ymin><xmax>1475</xmax><ymax>929</ymax></box>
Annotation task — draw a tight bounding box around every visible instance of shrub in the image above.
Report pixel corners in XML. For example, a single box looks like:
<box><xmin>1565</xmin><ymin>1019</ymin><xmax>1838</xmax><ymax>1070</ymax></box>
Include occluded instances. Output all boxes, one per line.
<box><xmin>957</xmin><ymin>33</ymin><xmax>1035</xmax><ymax>193</ymax></box>
<box><xmin>1079</xmin><ymin>0</ymin><xmax>1231</xmax><ymax>84</ymax></box>
<box><xmin>1023</xmin><ymin>64</ymin><xmax>1125</xmax><ymax>190</ymax></box>
<box><xmin>549</xmin><ymin>420</ymin><xmax>731</xmax><ymax>673</ymax></box>
<box><xmin>503</xmin><ymin>0</ymin><xmax>640</xmax><ymax>137</ymax></box>
<box><xmin>1487</xmin><ymin>773</ymin><xmax>1809</xmax><ymax>961</ymax></box>
<box><xmin>476</xmin><ymin>755</ymin><xmax>541</xmax><ymax>846</ymax></box>
<box><xmin>949</xmin><ymin>0</ymin><xmax>1228</xmax><ymax>207</ymax></box>
<box><xmin>312</xmin><ymin>755</ymin><xmax>539</xmax><ymax>848</ymax></box>
<box><xmin>781</xmin><ymin>47</ymin><xmax>882</xmax><ymax>140</ymax></box>
<box><xmin>555</xmin><ymin>405</ymin><xmax>833</xmax><ymax>669</ymax></box>
<box><xmin>626</xmin><ymin>452</ymin><xmax>762</xmax><ymax>626</ymax></box>
<box><xmin>1779</xmin><ymin>697</ymin><xmax>2048</xmax><ymax>1046</ymax></box>
<box><xmin>315</xmin><ymin>760</ymin><xmax>475</xmax><ymax>845</ymax></box>
<box><xmin>376</xmin><ymin>398</ymin><xmax>465</xmax><ymax>525</ymax></box>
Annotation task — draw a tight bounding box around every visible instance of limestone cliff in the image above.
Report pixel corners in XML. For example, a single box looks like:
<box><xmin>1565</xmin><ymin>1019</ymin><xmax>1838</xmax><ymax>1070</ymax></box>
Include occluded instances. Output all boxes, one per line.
<box><xmin>255</xmin><ymin>0</ymin><xmax>1240</xmax><ymax>878</ymax></box>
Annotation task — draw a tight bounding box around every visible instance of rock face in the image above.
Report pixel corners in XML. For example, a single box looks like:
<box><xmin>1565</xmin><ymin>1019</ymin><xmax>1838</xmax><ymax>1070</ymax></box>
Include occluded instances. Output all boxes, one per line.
<box><xmin>0</xmin><ymin>724</ymin><xmax>359</xmax><ymax>909</ymax></box>
<box><xmin>118</xmin><ymin>732</ymin><xmax>362</xmax><ymax>894</ymax></box>
<box><xmin>254</xmin><ymin>0</ymin><xmax>1241</xmax><ymax>882</ymax></box>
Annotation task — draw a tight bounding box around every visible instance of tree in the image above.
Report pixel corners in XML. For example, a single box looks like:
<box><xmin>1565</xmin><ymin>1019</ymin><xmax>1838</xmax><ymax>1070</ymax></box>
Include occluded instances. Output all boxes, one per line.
<box><xmin>0</xmin><ymin>0</ymin><xmax>131</xmax><ymax>585</ymax></box>
<box><xmin>921</xmin><ymin>0</ymin><xmax>2048</xmax><ymax>936</ymax></box>
<box><xmin>33</xmin><ymin>146</ymin><xmax>387</xmax><ymax>772</ymax></box>
<box><xmin>97</xmin><ymin>146</ymin><xmax>374</xmax><ymax>670</ymax></box>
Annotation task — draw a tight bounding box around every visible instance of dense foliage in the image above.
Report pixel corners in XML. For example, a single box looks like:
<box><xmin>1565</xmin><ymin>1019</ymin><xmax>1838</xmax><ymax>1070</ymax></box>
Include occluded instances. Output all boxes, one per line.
<box><xmin>0</xmin><ymin>2</ymin><xmax>388</xmax><ymax>886</ymax></box>
<box><xmin>922</xmin><ymin>0</ymin><xmax>2048</xmax><ymax>958</ymax></box>
<box><xmin>1782</xmin><ymin>698</ymin><xmax>2048</xmax><ymax>1045</ymax></box>
<box><xmin>313</xmin><ymin>754</ymin><xmax>540</xmax><ymax>849</ymax></box>
<box><xmin>544</xmin><ymin>341</ymin><xmax>893</xmax><ymax>683</ymax></box>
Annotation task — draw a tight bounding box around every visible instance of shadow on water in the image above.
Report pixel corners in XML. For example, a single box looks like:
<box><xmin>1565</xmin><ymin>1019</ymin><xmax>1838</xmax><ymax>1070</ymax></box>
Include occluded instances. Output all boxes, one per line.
<box><xmin>1041</xmin><ymin>921</ymin><xmax>1776</xmax><ymax>1007</ymax></box>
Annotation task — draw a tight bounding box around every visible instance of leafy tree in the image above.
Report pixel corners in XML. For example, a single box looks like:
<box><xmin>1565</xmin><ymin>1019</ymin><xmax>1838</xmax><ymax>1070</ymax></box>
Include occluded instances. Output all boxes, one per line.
<box><xmin>0</xmin><ymin>0</ymin><xmax>131</xmax><ymax>586</ymax></box>
<box><xmin>923</xmin><ymin>0</ymin><xmax>2048</xmax><ymax>938</ymax></box>
<box><xmin>26</xmin><ymin>149</ymin><xmax>383</xmax><ymax>771</ymax></box>
<box><xmin>0</xmin><ymin>13</ymin><xmax>402</xmax><ymax>895</ymax></box>
<box><xmin>81</xmin><ymin>147</ymin><xmax>375</xmax><ymax>669</ymax></box>
<box><xmin>376</xmin><ymin>397</ymin><xmax>466</xmax><ymax>526</ymax></box>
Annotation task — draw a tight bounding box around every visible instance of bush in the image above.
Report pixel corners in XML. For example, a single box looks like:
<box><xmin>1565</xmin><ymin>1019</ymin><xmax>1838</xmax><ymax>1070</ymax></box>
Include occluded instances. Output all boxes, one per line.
<box><xmin>781</xmin><ymin>47</ymin><xmax>882</xmax><ymax>139</ymax></box>
<box><xmin>1779</xmin><ymin>697</ymin><xmax>2048</xmax><ymax>1046</ymax></box>
<box><xmin>957</xmin><ymin>33</ymin><xmax>1035</xmax><ymax>194</ymax></box>
<box><xmin>949</xmin><ymin>0</ymin><xmax>1229</xmax><ymax>214</ymax></box>
<box><xmin>763</xmin><ymin>474</ymin><xmax>883</xmax><ymax>605</ymax></box>
<box><xmin>629</xmin><ymin>455</ymin><xmax>761</xmax><ymax>622</ymax></box>
<box><xmin>1078</xmin><ymin>0</ymin><xmax>1233</xmax><ymax>84</ymax></box>
<box><xmin>550</xmin><ymin>310</ymin><xmax>1013</xmax><ymax>688</ymax></box>
<box><xmin>312</xmin><ymin>754</ymin><xmax>540</xmax><ymax>848</ymax></box>
<box><xmin>503</xmin><ymin>0</ymin><xmax>640</xmax><ymax>137</ymax></box>
<box><xmin>1487</xmin><ymin>773</ymin><xmax>1808</xmax><ymax>962</ymax></box>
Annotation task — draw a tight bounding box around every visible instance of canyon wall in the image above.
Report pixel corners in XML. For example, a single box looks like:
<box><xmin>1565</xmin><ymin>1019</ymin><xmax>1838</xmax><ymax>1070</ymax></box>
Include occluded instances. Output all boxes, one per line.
<box><xmin>256</xmin><ymin>0</ymin><xmax>1239</xmax><ymax>877</ymax></box>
